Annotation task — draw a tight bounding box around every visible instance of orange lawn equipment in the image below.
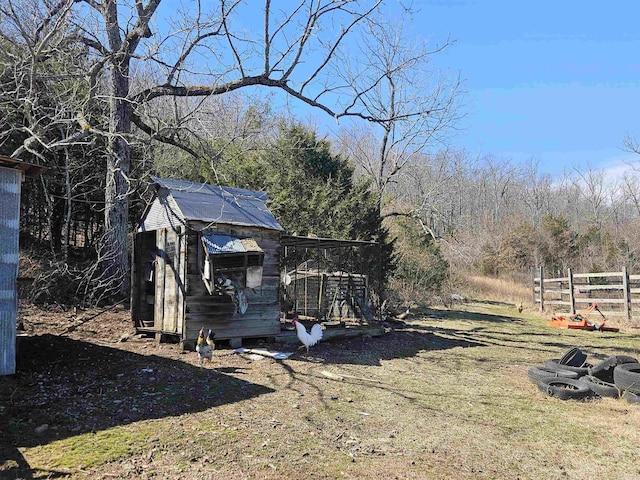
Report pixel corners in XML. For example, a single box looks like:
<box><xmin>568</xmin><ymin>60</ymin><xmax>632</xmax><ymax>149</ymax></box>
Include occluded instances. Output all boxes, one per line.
<box><xmin>547</xmin><ymin>302</ymin><xmax>619</xmax><ymax>332</ymax></box>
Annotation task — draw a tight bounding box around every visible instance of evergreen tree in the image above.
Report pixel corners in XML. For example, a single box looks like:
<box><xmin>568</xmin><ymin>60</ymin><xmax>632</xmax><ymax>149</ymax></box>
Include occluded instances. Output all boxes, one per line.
<box><xmin>216</xmin><ymin>122</ymin><xmax>395</xmax><ymax>284</ymax></box>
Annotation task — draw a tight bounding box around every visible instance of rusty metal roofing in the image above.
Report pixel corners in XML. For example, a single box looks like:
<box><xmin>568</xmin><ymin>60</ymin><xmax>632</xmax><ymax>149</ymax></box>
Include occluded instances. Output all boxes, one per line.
<box><xmin>151</xmin><ymin>177</ymin><xmax>283</xmax><ymax>231</ymax></box>
<box><xmin>202</xmin><ymin>234</ymin><xmax>263</xmax><ymax>254</ymax></box>
<box><xmin>0</xmin><ymin>156</ymin><xmax>44</xmax><ymax>176</ymax></box>
<box><xmin>280</xmin><ymin>234</ymin><xmax>378</xmax><ymax>249</ymax></box>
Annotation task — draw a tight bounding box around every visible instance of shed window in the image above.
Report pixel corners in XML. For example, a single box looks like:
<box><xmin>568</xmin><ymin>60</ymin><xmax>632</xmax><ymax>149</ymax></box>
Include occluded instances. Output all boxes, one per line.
<box><xmin>200</xmin><ymin>234</ymin><xmax>264</xmax><ymax>295</ymax></box>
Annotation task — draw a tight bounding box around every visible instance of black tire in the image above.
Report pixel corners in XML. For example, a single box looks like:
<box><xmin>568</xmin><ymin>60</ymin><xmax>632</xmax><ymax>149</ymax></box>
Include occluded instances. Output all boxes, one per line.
<box><xmin>545</xmin><ymin>359</ymin><xmax>591</xmax><ymax>376</ymax></box>
<box><xmin>528</xmin><ymin>366</ymin><xmax>579</xmax><ymax>385</ymax></box>
<box><xmin>559</xmin><ymin>347</ymin><xmax>587</xmax><ymax>367</ymax></box>
<box><xmin>613</xmin><ymin>363</ymin><xmax>640</xmax><ymax>394</ymax></box>
<box><xmin>622</xmin><ymin>390</ymin><xmax>640</xmax><ymax>405</ymax></box>
<box><xmin>578</xmin><ymin>375</ymin><xmax>620</xmax><ymax>398</ymax></box>
<box><xmin>589</xmin><ymin>355</ymin><xmax>638</xmax><ymax>383</ymax></box>
<box><xmin>537</xmin><ymin>377</ymin><xmax>593</xmax><ymax>401</ymax></box>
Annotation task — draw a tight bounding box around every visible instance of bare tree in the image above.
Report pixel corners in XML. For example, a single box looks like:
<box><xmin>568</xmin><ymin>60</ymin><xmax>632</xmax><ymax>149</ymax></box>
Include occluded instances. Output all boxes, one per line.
<box><xmin>335</xmin><ymin>13</ymin><xmax>462</xmax><ymax>216</ymax></box>
<box><xmin>572</xmin><ymin>166</ymin><xmax>617</xmax><ymax>229</ymax></box>
<box><xmin>518</xmin><ymin>158</ymin><xmax>552</xmax><ymax>228</ymax></box>
<box><xmin>4</xmin><ymin>0</ymin><xmax>439</xmax><ymax>297</ymax></box>
<box><xmin>621</xmin><ymin>171</ymin><xmax>640</xmax><ymax>217</ymax></box>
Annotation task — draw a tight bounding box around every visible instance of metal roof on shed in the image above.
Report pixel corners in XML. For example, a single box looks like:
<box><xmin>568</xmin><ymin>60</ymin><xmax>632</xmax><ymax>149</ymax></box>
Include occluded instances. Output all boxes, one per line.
<box><xmin>151</xmin><ymin>177</ymin><xmax>283</xmax><ymax>231</ymax></box>
<box><xmin>202</xmin><ymin>234</ymin><xmax>263</xmax><ymax>254</ymax></box>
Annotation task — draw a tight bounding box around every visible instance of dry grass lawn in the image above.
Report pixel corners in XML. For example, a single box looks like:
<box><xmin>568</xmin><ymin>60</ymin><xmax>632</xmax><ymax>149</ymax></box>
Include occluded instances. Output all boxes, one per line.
<box><xmin>2</xmin><ymin>299</ymin><xmax>640</xmax><ymax>479</ymax></box>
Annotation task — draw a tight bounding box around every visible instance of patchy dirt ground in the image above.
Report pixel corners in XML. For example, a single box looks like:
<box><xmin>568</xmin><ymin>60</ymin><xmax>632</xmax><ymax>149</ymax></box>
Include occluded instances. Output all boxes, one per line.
<box><xmin>3</xmin><ymin>301</ymin><xmax>640</xmax><ymax>480</ymax></box>
<box><xmin>2</xmin><ymin>302</ymin><xmax>446</xmax><ymax>479</ymax></box>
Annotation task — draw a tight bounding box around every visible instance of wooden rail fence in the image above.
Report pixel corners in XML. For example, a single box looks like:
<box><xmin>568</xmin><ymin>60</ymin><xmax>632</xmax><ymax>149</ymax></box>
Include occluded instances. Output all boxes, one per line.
<box><xmin>533</xmin><ymin>266</ymin><xmax>640</xmax><ymax>320</ymax></box>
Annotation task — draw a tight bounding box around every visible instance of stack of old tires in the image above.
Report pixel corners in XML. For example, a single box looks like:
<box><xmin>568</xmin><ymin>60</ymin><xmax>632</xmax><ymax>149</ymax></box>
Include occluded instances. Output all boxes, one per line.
<box><xmin>528</xmin><ymin>347</ymin><xmax>640</xmax><ymax>403</ymax></box>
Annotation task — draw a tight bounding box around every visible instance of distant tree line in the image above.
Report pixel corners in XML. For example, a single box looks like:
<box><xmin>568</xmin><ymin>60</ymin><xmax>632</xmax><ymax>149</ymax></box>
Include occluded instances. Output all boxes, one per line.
<box><xmin>381</xmin><ymin>153</ymin><xmax>640</xmax><ymax>280</ymax></box>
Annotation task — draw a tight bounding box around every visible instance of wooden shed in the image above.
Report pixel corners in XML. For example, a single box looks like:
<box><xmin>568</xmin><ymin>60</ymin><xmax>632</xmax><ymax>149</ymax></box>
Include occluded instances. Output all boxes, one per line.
<box><xmin>0</xmin><ymin>156</ymin><xmax>43</xmax><ymax>375</ymax></box>
<box><xmin>132</xmin><ymin>177</ymin><xmax>283</xmax><ymax>349</ymax></box>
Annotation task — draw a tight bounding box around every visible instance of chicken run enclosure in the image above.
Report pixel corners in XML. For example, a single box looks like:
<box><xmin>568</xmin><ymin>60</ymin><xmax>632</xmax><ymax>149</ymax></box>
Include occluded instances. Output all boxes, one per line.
<box><xmin>280</xmin><ymin>235</ymin><xmax>381</xmax><ymax>325</ymax></box>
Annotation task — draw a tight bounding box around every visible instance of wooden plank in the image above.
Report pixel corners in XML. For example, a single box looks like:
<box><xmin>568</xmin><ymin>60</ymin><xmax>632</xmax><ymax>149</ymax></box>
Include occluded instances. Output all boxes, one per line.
<box><xmin>576</xmin><ymin>284</ymin><xmax>624</xmax><ymax>291</ymax></box>
<box><xmin>186</xmin><ymin>308</ymin><xmax>281</xmax><ymax>324</ymax></box>
<box><xmin>162</xmin><ymin>229</ymin><xmax>178</xmax><ymax>333</ymax></box>
<box><xmin>261</xmin><ymin>263</ymin><xmax>280</xmax><ymax>277</ymax></box>
<box><xmin>574</xmin><ymin>298</ymin><xmax>627</xmax><ymax>304</ymax></box>
<box><xmin>185</xmin><ymin>317</ymin><xmax>282</xmax><ymax>340</ymax></box>
<box><xmin>186</xmin><ymin>300</ymin><xmax>277</xmax><ymax>312</ymax></box>
<box><xmin>543</xmin><ymin>277</ymin><xmax>569</xmax><ymax>283</ymax></box>
<box><xmin>187</xmin><ymin>315</ymin><xmax>281</xmax><ymax>328</ymax></box>
<box><xmin>245</xmin><ymin>286</ymin><xmax>279</xmax><ymax>303</ymax></box>
<box><xmin>192</xmin><ymin>313</ymin><xmax>281</xmax><ymax>326</ymax></box>
<box><xmin>543</xmin><ymin>300</ymin><xmax>572</xmax><ymax>306</ymax></box>
<box><xmin>187</xmin><ymin>318</ymin><xmax>281</xmax><ymax>331</ymax></box>
<box><xmin>186</xmin><ymin>303</ymin><xmax>238</xmax><ymax>315</ymax></box>
<box><xmin>185</xmin><ymin>278</ymin><xmax>280</xmax><ymax>303</ymax></box>
<box><xmin>573</xmin><ymin>272</ymin><xmax>623</xmax><ymax>279</ymax></box>
<box><xmin>178</xmin><ymin>227</ymin><xmax>187</xmax><ymax>336</ymax></box>
<box><xmin>543</xmin><ymin>289</ymin><xmax>571</xmax><ymax>295</ymax></box>
<box><xmin>191</xmin><ymin>325</ymin><xmax>281</xmax><ymax>341</ymax></box>
<box><xmin>154</xmin><ymin>229</ymin><xmax>166</xmax><ymax>331</ymax></box>
<box><xmin>549</xmin><ymin>309</ymin><xmax>627</xmax><ymax>318</ymax></box>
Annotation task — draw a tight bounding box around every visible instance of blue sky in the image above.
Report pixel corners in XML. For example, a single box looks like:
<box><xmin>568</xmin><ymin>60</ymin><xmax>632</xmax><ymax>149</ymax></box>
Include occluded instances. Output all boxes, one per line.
<box><xmin>407</xmin><ymin>0</ymin><xmax>640</xmax><ymax>177</ymax></box>
<box><xmin>150</xmin><ymin>1</ymin><xmax>640</xmax><ymax>179</ymax></box>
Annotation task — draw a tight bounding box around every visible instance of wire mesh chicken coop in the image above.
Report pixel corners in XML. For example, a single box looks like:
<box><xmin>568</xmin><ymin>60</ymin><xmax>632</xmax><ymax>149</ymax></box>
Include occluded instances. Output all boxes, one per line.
<box><xmin>280</xmin><ymin>235</ymin><xmax>382</xmax><ymax>325</ymax></box>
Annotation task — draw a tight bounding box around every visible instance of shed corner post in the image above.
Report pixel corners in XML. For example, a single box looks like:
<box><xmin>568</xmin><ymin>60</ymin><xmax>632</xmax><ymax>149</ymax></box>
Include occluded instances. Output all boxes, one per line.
<box><xmin>568</xmin><ymin>267</ymin><xmax>575</xmax><ymax>315</ymax></box>
<box><xmin>622</xmin><ymin>265</ymin><xmax>631</xmax><ymax>321</ymax></box>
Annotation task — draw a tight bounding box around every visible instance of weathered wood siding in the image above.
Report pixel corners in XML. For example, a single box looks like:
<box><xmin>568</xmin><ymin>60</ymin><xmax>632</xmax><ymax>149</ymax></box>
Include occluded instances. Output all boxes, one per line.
<box><xmin>0</xmin><ymin>167</ymin><xmax>21</xmax><ymax>375</ymax></box>
<box><xmin>183</xmin><ymin>221</ymin><xmax>281</xmax><ymax>344</ymax></box>
<box><xmin>154</xmin><ymin>227</ymin><xmax>186</xmax><ymax>334</ymax></box>
<box><xmin>132</xmin><ymin>227</ymin><xmax>186</xmax><ymax>333</ymax></box>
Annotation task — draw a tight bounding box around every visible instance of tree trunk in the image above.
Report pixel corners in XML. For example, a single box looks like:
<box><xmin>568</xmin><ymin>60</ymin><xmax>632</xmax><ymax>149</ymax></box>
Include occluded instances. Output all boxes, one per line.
<box><xmin>103</xmin><ymin>63</ymin><xmax>131</xmax><ymax>298</ymax></box>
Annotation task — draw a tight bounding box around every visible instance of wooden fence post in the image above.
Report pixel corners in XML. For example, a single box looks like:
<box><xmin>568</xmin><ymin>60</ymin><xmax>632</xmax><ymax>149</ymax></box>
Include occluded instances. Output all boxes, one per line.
<box><xmin>568</xmin><ymin>267</ymin><xmax>575</xmax><ymax>314</ymax></box>
<box><xmin>539</xmin><ymin>266</ymin><xmax>544</xmax><ymax>312</ymax></box>
<box><xmin>623</xmin><ymin>266</ymin><xmax>631</xmax><ymax>321</ymax></box>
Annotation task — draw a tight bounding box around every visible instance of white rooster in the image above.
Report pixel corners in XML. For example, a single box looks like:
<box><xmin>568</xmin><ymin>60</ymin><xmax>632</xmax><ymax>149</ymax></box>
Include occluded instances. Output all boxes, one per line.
<box><xmin>292</xmin><ymin>318</ymin><xmax>323</xmax><ymax>353</ymax></box>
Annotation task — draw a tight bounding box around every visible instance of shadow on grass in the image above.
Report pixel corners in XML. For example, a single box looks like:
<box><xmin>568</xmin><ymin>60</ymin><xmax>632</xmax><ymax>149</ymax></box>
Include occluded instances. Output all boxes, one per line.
<box><xmin>471</xmin><ymin>299</ymin><xmax>517</xmax><ymax>307</ymax></box>
<box><xmin>0</xmin><ymin>334</ymin><xmax>274</xmax><ymax>479</ymax></box>
<box><xmin>410</xmin><ymin>307</ymin><xmax>640</xmax><ymax>359</ymax></box>
<box><xmin>421</xmin><ymin>307</ymin><xmax>525</xmax><ymax>324</ymax></box>
<box><xmin>296</xmin><ymin>325</ymin><xmax>486</xmax><ymax>368</ymax></box>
